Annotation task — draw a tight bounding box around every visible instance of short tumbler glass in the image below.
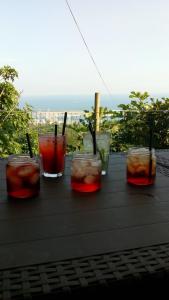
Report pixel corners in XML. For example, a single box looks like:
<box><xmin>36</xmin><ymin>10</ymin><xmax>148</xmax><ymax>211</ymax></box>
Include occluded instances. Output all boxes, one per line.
<box><xmin>71</xmin><ymin>153</ymin><xmax>102</xmax><ymax>192</ymax></box>
<box><xmin>39</xmin><ymin>134</ymin><xmax>66</xmax><ymax>178</ymax></box>
<box><xmin>6</xmin><ymin>155</ymin><xmax>40</xmax><ymax>199</ymax></box>
<box><xmin>83</xmin><ymin>132</ymin><xmax>110</xmax><ymax>175</ymax></box>
<box><xmin>127</xmin><ymin>147</ymin><xmax>156</xmax><ymax>186</ymax></box>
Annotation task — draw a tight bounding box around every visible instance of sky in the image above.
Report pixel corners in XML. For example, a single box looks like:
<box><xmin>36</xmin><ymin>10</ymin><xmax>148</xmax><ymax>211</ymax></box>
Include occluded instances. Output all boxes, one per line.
<box><xmin>0</xmin><ymin>0</ymin><xmax>169</xmax><ymax>96</ymax></box>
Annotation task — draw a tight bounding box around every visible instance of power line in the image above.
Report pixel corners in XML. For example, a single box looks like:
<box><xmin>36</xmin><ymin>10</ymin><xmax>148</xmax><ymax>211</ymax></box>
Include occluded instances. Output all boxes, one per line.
<box><xmin>65</xmin><ymin>0</ymin><xmax>112</xmax><ymax>97</ymax></box>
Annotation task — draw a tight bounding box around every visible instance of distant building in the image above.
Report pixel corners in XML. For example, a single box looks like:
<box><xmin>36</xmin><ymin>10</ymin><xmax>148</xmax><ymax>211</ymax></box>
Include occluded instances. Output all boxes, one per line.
<box><xmin>32</xmin><ymin>111</ymin><xmax>84</xmax><ymax>124</ymax></box>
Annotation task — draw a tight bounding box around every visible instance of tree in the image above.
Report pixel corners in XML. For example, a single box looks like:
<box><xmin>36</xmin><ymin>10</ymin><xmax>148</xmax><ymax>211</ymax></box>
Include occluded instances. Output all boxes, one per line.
<box><xmin>0</xmin><ymin>65</ymin><xmax>34</xmax><ymax>157</ymax></box>
<box><xmin>113</xmin><ymin>91</ymin><xmax>169</xmax><ymax>150</ymax></box>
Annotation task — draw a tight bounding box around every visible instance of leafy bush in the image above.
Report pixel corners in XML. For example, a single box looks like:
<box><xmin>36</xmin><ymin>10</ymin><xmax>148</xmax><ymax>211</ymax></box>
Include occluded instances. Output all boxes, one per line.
<box><xmin>0</xmin><ymin>66</ymin><xmax>34</xmax><ymax>157</ymax></box>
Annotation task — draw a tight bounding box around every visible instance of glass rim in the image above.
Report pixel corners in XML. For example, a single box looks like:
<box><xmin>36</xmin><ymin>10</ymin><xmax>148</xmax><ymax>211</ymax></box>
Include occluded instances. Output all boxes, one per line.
<box><xmin>7</xmin><ymin>154</ymin><xmax>39</xmax><ymax>165</ymax></box>
<box><xmin>72</xmin><ymin>152</ymin><xmax>101</xmax><ymax>160</ymax></box>
<box><xmin>84</xmin><ymin>132</ymin><xmax>111</xmax><ymax>137</ymax></box>
<box><xmin>127</xmin><ymin>147</ymin><xmax>155</xmax><ymax>155</ymax></box>
<box><xmin>38</xmin><ymin>133</ymin><xmax>65</xmax><ymax>138</ymax></box>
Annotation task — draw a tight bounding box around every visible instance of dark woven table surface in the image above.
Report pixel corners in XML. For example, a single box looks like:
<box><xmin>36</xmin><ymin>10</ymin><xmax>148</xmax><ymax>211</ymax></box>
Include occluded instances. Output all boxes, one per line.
<box><xmin>0</xmin><ymin>151</ymin><xmax>169</xmax><ymax>299</ymax></box>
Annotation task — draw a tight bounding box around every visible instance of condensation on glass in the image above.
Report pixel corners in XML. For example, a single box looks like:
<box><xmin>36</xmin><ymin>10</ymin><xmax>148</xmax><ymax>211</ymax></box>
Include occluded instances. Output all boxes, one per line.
<box><xmin>6</xmin><ymin>155</ymin><xmax>40</xmax><ymax>199</ymax></box>
<box><xmin>127</xmin><ymin>147</ymin><xmax>156</xmax><ymax>186</ymax></box>
<box><xmin>71</xmin><ymin>153</ymin><xmax>102</xmax><ymax>192</ymax></box>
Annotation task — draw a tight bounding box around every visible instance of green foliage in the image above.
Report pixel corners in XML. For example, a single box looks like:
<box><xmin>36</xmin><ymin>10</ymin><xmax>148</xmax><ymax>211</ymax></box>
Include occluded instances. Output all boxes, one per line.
<box><xmin>0</xmin><ymin>65</ymin><xmax>34</xmax><ymax>157</ymax></box>
<box><xmin>66</xmin><ymin>123</ymin><xmax>87</xmax><ymax>152</ymax></box>
<box><xmin>0</xmin><ymin>65</ymin><xmax>18</xmax><ymax>82</ymax></box>
<box><xmin>68</xmin><ymin>91</ymin><xmax>169</xmax><ymax>152</ymax></box>
<box><xmin>115</xmin><ymin>92</ymin><xmax>169</xmax><ymax>150</ymax></box>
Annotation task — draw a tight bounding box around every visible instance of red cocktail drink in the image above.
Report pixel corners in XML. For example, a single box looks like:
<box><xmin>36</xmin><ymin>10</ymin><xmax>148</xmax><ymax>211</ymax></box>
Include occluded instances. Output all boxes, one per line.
<box><xmin>6</xmin><ymin>155</ymin><xmax>40</xmax><ymax>199</ymax></box>
<box><xmin>127</xmin><ymin>148</ymin><xmax>156</xmax><ymax>186</ymax></box>
<box><xmin>71</xmin><ymin>154</ymin><xmax>101</xmax><ymax>192</ymax></box>
<box><xmin>39</xmin><ymin>134</ymin><xmax>66</xmax><ymax>177</ymax></box>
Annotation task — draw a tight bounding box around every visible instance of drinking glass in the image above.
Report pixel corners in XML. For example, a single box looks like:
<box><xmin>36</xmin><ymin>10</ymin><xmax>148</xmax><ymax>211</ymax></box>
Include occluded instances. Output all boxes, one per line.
<box><xmin>38</xmin><ymin>133</ymin><xmax>66</xmax><ymax>177</ymax></box>
<box><xmin>6</xmin><ymin>155</ymin><xmax>40</xmax><ymax>199</ymax></box>
<box><xmin>71</xmin><ymin>153</ymin><xmax>102</xmax><ymax>192</ymax></box>
<box><xmin>126</xmin><ymin>147</ymin><xmax>156</xmax><ymax>185</ymax></box>
<box><xmin>83</xmin><ymin>132</ymin><xmax>110</xmax><ymax>175</ymax></box>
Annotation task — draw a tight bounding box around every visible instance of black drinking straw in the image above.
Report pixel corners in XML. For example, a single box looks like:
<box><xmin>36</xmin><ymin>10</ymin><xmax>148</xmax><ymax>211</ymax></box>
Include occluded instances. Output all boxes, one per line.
<box><xmin>92</xmin><ymin>130</ymin><xmax>97</xmax><ymax>155</ymax></box>
<box><xmin>26</xmin><ymin>133</ymin><xmax>33</xmax><ymax>158</ymax></box>
<box><xmin>53</xmin><ymin>124</ymin><xmax>57</xmax><ymax>174</ymax></box>
<box><xmin>62</xmin><ymin>112</ymin><xmax>67</xmax><ymax>136</ymax></box>
<box><xmin>88</xmin><ymin>121</ymin><xmax>97</xmax><ymax>155</ymax></box>
<box><xmin>148</xmin><ymin>113</ymin><xmax>153</xmax><ymax>179</ymax></box>
<box><xmin>55</xmin><ymin>124</ymin><xmax>58</xmax><ymax>137</ymax></box>
<box><xmin>88</xmin><ymin>121</ymin><xmax>93</xmax><ymax>137</ymax></box>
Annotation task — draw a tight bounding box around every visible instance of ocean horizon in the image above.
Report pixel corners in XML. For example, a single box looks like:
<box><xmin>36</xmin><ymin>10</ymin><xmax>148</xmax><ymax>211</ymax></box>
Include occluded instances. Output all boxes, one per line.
<box><xmin>19</xmin><ymin>94</ymin><xmax>169</xmax><ymax>111</ymax></box>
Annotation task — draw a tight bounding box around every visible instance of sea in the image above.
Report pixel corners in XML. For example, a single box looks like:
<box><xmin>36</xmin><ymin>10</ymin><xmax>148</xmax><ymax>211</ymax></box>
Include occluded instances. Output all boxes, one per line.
<box><xmin>19</xmin><ymin>94</ymin><xmax>131</xmax><ymax>111</ymax></box>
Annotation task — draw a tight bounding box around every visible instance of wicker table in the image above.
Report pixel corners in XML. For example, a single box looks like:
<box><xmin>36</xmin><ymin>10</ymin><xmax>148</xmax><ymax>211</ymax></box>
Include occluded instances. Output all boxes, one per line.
<box><xmin>0</xmin><ymin>152</ymin><xmax>169</xmax><ymax>298</ymax></box>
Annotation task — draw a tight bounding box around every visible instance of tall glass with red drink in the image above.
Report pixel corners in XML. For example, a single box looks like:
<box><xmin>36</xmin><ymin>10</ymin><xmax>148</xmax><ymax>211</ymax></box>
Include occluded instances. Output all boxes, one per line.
<box><xmin>39</xmin><ymin>134</ymin><xmax>66</xmax><ymax>177</ymax></box>
<box><xmin>127</xmin><ymin>147</ymin><xmax>156</xmax><ymax>185</ymax></box>
<box><xmin>71</xmin><ymin>154</ymin><xmax>102</xmax><ymax>192</ymax></box>
<box><xmin>6</xmin><ymin>155</ymin><xmax>40</xmax><ymax>199</ymax></box>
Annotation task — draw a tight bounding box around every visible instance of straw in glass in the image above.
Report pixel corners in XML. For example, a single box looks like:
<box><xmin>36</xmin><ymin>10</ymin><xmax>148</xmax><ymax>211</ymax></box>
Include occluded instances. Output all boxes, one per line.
<box><xmin>55</xmin><ymin>124</ymin><xmax>58</xmax><ymax>137</ymax></box>
<box><xmin>26</xmin><ymin>133</ymin><xmax>33</xmax><ymax>158</ymax></box>
<box><xmin>62</xmin><ymin>112</ymin><xmax>67</xmax><ymax>136</ymax></box>
<box><xmin>88</xmin><ymin>121</ymin><xmax>97</xmax><ymax>155</ymax></box>
<box><xmin>53</xmin><ymin>124</ymin><xmax>57</xmax><ymax>173</ymax></box>
<box><xmin>148</xmin><ymin>113</ymin><xmax>153</xmax><ymax>180</ymax></box>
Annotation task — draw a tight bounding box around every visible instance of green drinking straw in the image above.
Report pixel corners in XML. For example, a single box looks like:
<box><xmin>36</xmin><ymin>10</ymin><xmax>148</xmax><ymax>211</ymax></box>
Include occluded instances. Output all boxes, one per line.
<box><xmin>26</xmin><ymin>133</ymin><xmax>33</xmax><ymax>158</ymax></box>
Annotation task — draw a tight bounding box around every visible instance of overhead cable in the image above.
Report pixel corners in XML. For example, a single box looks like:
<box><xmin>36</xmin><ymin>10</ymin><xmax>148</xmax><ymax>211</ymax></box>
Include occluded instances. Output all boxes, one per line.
<box><xmin>65</xmin><ymin>0</ymin><xmax>112</xmax><ymax>97</ymax></box>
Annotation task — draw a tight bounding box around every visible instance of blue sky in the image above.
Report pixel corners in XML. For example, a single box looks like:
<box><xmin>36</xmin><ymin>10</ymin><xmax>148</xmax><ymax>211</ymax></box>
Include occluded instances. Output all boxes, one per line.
<box><xmin>0</xmin><ymin>0</ymin><xmax>169</xmax><ymax>96</ymax></box>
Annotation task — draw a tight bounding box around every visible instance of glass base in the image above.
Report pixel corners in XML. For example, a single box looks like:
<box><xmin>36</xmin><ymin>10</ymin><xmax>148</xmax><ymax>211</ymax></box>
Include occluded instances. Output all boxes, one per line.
<box><xmin>127</xmin><ymin>177</ymin><xmax>155</xmax><ymax>185</ymax></box>
<box><xmin>43</xmin><ymin>172</ymin><xmax>63</xmax><ymax>178</ymax></box>
<box><xmin>8</xmin><ymin>190</ymin><xmax>39</xmax><ymax>199</ymax></box>
<box><xmin>101</xmin><ymin>170</ymin><xmax>107</xmax><ymax>175</ymax></box>
<box><xmin>71</xmin><ymin>182</ymin><xmax>101</xmax><ymax>192</ymax></box>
